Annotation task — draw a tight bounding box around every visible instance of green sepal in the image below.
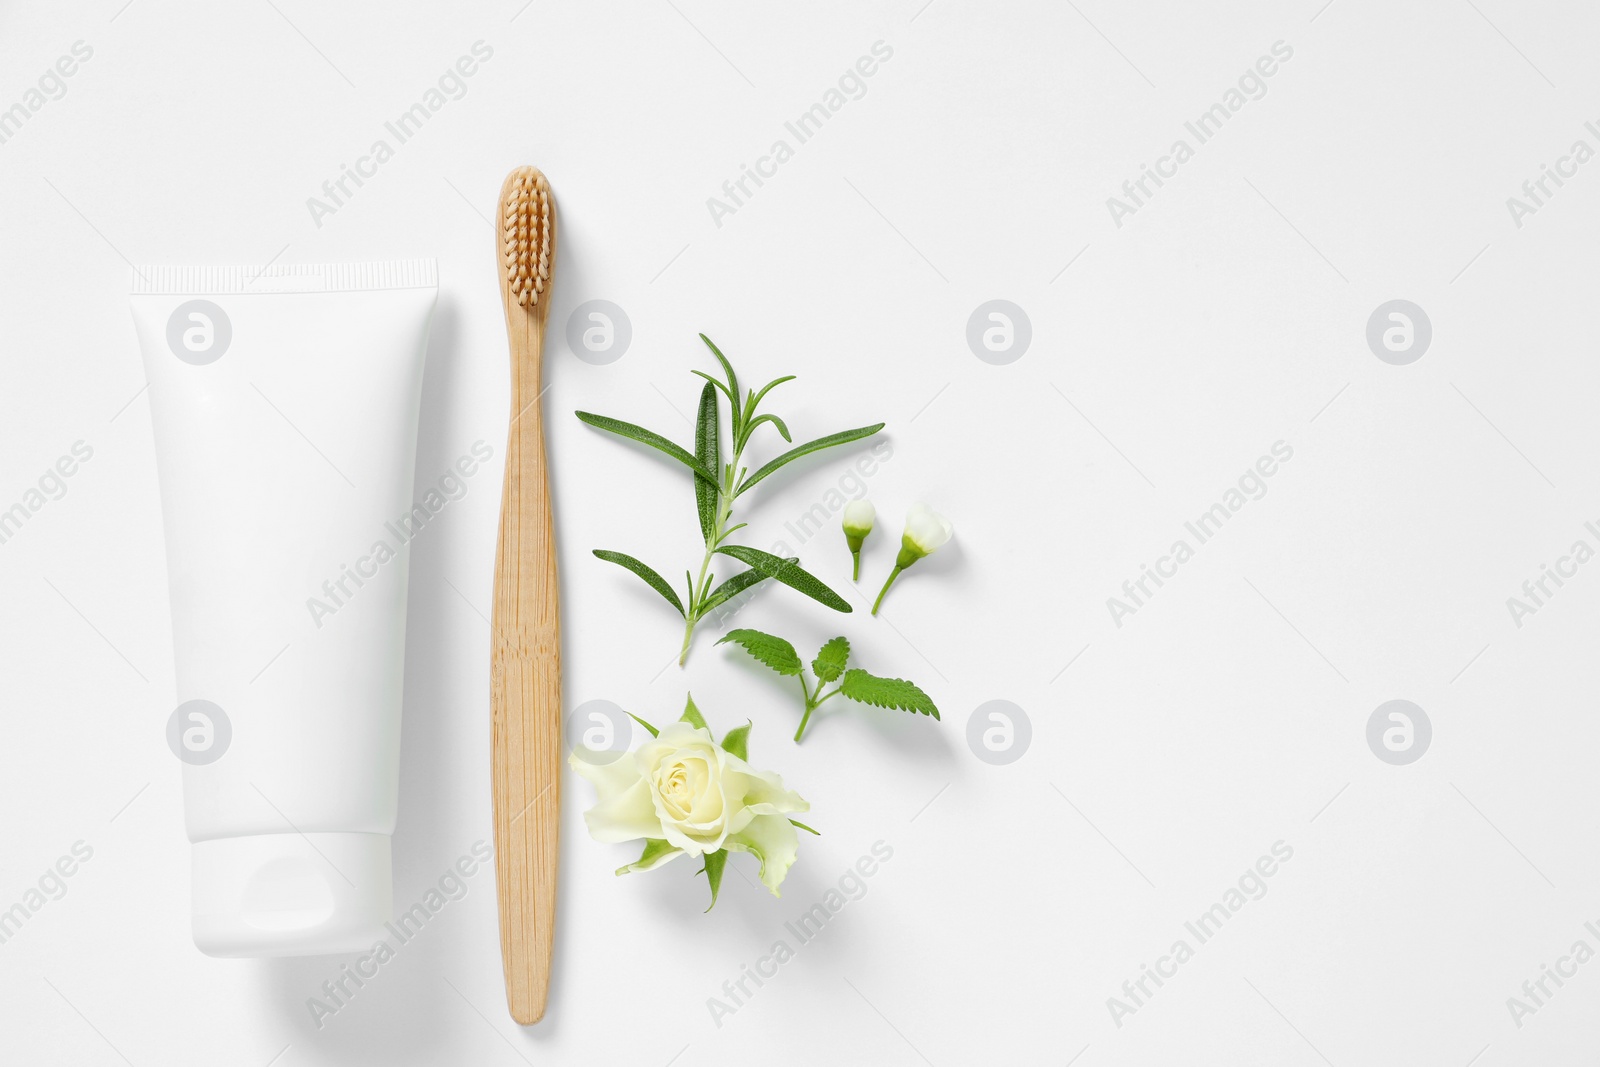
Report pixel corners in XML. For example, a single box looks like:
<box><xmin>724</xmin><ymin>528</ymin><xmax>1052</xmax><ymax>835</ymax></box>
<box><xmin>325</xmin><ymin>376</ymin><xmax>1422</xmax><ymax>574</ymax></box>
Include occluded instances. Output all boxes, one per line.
<box><xmin>617</xmin><ymin>838</ymin><xmax>680</xmax><ymax>875</ymax></box>
<box><xmin>701</xmin><ymin>848</ymin><xmax>728</xmax><ymax>911</ymax></box>
<box><xmin>681</xmin><ymin>692</ymin><xmax>709</xmax><ymax>731</ymax></box>
<box><xmin>720</xmin><ymin>720</ymin><xmax>752</xmax><ymax>761</ymax></box>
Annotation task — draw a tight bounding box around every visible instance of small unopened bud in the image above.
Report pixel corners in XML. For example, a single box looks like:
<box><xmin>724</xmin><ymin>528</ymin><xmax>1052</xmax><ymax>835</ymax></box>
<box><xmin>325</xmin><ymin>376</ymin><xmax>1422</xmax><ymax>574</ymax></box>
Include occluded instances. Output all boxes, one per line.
<box><xmin>842</xmin><ymin>500</ymin><xmax>875</xmax><ymax>581</ymax></box>
<box><xmin>873</xmin><ymin>503</ymin><xmax>953</xmax><ymax>615</ymax></box>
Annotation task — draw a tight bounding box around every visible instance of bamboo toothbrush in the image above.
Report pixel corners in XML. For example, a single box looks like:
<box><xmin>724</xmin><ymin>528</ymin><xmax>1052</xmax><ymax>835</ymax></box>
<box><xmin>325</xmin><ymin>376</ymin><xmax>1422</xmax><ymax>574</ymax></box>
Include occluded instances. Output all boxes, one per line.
<box><xmin>491</xmin><ymin>165</ymin><xmax>560</xmax><ymax>1025</ymax></box>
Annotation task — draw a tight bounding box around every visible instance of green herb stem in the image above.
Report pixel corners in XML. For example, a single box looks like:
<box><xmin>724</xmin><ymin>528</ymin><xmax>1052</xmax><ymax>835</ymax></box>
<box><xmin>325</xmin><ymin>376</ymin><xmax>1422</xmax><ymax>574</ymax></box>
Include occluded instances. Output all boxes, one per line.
<box><xmin>793</xmin><ymin>675</ymin><xmax>814</xmax><ymax>740</ymax></box>
<box><xmin>871</xmin><ymin>565</ymin><xmax>903</xmax><ymax>616</ymax></box>
<box><xmin>584</xmin><ymin>339</ymin><xmax>879</xmax><ymax>667</ymax></box>
<box><xmin>679</xmin><ymin>453</ymin><xmax>742</xmax><ymax>665</ymax></box>
<box><xmin>793</xmin><ymin>676</ymin><xmax>842</xmax><ymax>742</ymax></box>
<box><xmin>677</xmin><ymin>616</ymin><xmax>695</xmax><ymax>665</ymax></box>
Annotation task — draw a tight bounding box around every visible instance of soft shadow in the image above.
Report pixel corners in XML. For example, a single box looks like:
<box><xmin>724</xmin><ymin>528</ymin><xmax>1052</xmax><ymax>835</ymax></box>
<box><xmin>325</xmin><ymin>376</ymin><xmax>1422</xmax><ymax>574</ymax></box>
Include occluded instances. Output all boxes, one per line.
<box><xmin>254</xmin><ymin>293</ymin><xmax>486</xmax><ymax>1064</ymax></box>
<box><xmin>909</xmin><ymin>531</ymin><xmax>965</xmax><ymax>579</ymax></box>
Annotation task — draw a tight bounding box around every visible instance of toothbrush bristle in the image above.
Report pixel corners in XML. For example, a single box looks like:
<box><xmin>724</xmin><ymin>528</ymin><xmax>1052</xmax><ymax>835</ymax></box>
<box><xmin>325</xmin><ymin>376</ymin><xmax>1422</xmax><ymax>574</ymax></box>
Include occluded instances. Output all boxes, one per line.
<box><xmin>501</xmin><ymin>167</ymin><xmax>552</xmax><ymax>308</ymax></box>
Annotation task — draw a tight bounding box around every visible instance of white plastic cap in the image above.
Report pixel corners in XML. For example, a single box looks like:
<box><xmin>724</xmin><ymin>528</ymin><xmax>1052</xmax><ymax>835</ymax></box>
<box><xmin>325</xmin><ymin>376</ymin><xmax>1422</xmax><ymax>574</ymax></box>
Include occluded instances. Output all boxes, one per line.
<box><xmin>191</xmin><ymin>832</ymin><xmax>393</xmax><ymax>957</ymax></box>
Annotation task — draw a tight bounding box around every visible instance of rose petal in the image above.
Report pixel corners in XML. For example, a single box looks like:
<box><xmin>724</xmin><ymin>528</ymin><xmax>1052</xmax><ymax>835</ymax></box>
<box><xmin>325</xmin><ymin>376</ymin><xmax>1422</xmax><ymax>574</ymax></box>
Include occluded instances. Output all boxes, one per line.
<box><xmin>579</xmin><ymin>772</ymin><xmax>665</xmax><ymax>844</ymax></box>
<box><xmin>730</xmin><ymin>765</ymin><xmax>809</xmax><ymax>817</ymax></box>
<box><xmin>569</xmin><ymin>746</ymin><xmax>642</xmax><ymax>802</ymax></box>
<box><xmin>727</xmin><ymin>814</ymin><xmax>801</xmax><ymax>896</ymax></box>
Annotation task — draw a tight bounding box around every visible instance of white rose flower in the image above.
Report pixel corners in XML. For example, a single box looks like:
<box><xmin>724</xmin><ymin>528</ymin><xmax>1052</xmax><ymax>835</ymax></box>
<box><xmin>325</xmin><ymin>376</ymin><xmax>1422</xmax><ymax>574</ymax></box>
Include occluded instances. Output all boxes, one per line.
<box><xmin>872</xmin><ymin>503</ymin><xmax>954</xmax><ymax>615</ymax></box>
<box><xmin>841</xmin><ymin>499</ymin><xmax>876</xmax><ymax>579</ymax></box>
<box><xmin>571</xmin><ymin>719</ymin><xmax>809</xmax><ymax>896</ymax></box>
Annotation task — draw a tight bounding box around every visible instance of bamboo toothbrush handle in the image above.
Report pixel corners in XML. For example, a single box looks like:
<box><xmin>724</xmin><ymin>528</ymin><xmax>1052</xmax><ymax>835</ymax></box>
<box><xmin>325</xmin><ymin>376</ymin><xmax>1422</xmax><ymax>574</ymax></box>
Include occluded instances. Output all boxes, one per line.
<box><xmin>491</xmin><ymin>168</ymin><xmax>560</xmax><ymax>1025</ymax></box>
<box><xmin>491</xmin><ymin>328</ymin><xmax>560</xmax><ymax>1024</ymax></box>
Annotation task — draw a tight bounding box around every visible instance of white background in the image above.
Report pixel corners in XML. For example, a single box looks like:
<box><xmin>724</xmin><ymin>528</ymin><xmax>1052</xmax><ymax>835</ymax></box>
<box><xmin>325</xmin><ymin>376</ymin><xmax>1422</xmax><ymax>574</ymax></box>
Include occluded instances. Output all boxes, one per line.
<box><xmin>3</xmin><ymin>0</ymin><xmax>1599</xmax><ymax>1064</ymax></box>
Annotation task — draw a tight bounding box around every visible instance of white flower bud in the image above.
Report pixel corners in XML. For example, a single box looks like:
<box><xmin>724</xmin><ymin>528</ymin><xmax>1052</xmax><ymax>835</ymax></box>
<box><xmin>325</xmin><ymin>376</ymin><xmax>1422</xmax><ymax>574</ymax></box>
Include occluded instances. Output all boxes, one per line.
<box><xmin>899</xmin><ymin>502</ymin><xmax>953</xmax><ymax>562</ymax></box>
<box><xmin>842</xmin><ymin>499</ymin><xmax>875</xmax><ymax>579</ymax></box>
<box><xmin>842</xmin><ymin>499</ymin><xmax>875</xmax><ymax>538</ymax></box>
<box><xmin>874</xmin><ymin>503</ymin><xmax>953</xmax><ymax>615</ymax></box>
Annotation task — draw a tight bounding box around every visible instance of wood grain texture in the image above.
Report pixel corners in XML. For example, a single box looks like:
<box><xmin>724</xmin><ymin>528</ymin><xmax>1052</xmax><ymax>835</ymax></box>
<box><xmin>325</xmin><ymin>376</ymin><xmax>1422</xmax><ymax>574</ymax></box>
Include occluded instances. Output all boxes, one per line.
<box><xmin>490</xmin><ymin>166</ymin><xmax>560</xmax><ymax>1026</ymax></box>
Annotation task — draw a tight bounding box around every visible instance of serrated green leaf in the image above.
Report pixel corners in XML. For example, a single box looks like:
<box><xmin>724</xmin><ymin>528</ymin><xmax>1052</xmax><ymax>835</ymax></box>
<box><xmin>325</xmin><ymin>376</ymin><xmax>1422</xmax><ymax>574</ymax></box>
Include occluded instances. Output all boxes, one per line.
<box><xmin>714</xmin><ymin>545</ymin><xmax>851</xmax><ymax>613</ymax></box>
<box><xmin>694</xmin><ymin>382</ymin><xmax>720</xmax><ymax>545</ymax></box>
<box><xmin>616</xmin><ymin>838</ymin><xmax>680</xmax><ymax>875</ymax></box>
<box><xmin>681</xmin><ymin>692</ymin><xmax>708</xmax><ymax>731</ymax></box>
<box><xmin>717</xmin><ymin>628</ymin><xmax>802</xmax><ymax>676</ymax></box>
<box><xmin>699</xmin><ymin>334</ymin><xmax>741</xmax><ymax>442</ymax></box>
<box><xmin>736</xmin><ymin>423</ymin><xmax>885</xmax><ymax>496</ymax></box>
<box><xmin>838</xmin><ymin>669</ymin><xmax>940</xmax><ymax>719</ymax></box>
<box><xmin>593</xmin><ymin>550</ymin><xmax>685</xmax><ymax>617</ymax></box>
<box><xmin>789</xmin><ymin>819</ymin><xmax>820</xmax><ymax>835</ymax></box>
<box><xmin>701</xmin><ymin>848</ymin><xmax>727</xmax><ymax>911</ymax></box>
<box><xmin>627</xmin><ymin>711</ymin><xmax>659</xmax><ymax>738</ymax></box>
<box><xmin>575</xmin><ymin>410</ymin><xmax>717</xmax><ymax>487</ymax></box>
<box><xmin>720</xmin><ymin>720</ymin><xmax>752</xmax><ymax>761</ymax></box>
<box><xmin>697</xmin><ymin>566</ymin><xmax>775</xmax><ymax>618</ymax></box>
<box><xmin>812</xmin><ymin>637</ymin><xmax>850</xmax><ymax>683</ymax></box>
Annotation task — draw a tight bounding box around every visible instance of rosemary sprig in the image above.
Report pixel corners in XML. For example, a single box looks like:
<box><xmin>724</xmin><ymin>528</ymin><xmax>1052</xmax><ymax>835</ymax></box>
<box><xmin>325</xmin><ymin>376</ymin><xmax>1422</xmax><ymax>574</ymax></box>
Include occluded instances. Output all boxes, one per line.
<box><xmin>576</xmin><ymin>334</ymin><xmax>885</xmax><ymax>665</ymax></box>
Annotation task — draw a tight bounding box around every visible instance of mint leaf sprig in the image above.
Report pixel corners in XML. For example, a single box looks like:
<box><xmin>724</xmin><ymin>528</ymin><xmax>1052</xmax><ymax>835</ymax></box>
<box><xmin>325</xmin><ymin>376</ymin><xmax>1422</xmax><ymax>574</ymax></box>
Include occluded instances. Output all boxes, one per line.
<box><xmin>716</xmin><ymin>629</ymin><xmax>940</xmax><ymax>742</ymax></box>
<box><xmin>577</xmin><ymin>335</ymin><xmax>885</xmax><ymax>666</ymax></box>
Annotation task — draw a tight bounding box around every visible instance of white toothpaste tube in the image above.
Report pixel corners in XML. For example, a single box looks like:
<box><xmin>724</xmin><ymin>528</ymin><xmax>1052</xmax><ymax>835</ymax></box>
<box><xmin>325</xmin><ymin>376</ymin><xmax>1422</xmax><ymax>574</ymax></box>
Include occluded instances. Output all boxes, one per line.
<box><xmin>131</xmin><ymin>260</ymin><xmax>437</xmax><ymax>957</ymax></box>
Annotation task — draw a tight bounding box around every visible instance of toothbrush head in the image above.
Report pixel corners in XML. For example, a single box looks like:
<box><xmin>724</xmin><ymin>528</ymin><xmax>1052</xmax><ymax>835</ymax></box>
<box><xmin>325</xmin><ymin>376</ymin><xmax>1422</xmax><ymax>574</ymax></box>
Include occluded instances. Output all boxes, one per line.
<box><xmin>497</xmin><ymin>166</ymin><xmax>553</xmax><ymax>309</ymax></box>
